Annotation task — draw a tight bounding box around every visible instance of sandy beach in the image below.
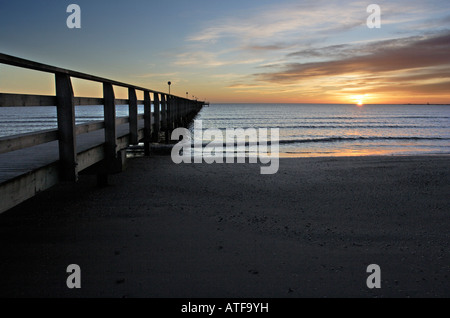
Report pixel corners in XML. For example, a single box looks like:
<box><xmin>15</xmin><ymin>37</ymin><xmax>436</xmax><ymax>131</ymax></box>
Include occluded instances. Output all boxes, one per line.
<box><xmin>0</xmin><ymin>155</ymin><xmax>449</xmax><ymax>298</ymax></box>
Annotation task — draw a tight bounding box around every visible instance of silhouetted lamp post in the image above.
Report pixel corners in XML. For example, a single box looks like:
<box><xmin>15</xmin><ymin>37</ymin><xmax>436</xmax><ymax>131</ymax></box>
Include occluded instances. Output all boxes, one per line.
<box><xmin>186</xmin><ymin>92</ymin><xmax>189</xmax><ymax>99</ymax></box>
<box><xmin>168</xmin><ymin>81</ymin><xmax>172</xmax><ymax>95</ymax></box>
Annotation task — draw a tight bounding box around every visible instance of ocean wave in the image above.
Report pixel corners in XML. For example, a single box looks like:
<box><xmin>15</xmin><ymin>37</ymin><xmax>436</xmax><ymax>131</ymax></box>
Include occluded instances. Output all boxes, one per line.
<box><xmin>279</xmin><ymin>136</ymin><xmax>450</xmax><ymax>144</ymax></box>
<box><xmin>206</xmin><ymin>116</ymin><xmax>450</xmax><ymax>121</ymax></box>
<box><xmin>189</xmin><ymin>136</ymin><xmax>450</xmax><ymax>148</ymax></box>
<box><xmin>199</xmin><ymin>125</ymin><xmax>446</xmax><ymax>130</ymax></box>
<box><xmin>0</xmin><ymin>120</ymin><xmax>58</xmax><ymax>124</ymax></box>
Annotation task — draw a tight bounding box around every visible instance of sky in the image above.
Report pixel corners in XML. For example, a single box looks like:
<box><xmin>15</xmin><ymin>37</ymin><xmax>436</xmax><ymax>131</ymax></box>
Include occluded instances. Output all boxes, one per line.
<box><xmin>1</xmin><ymin>0</ymin><xmax>450</xmax><ymax>104</ymax></box>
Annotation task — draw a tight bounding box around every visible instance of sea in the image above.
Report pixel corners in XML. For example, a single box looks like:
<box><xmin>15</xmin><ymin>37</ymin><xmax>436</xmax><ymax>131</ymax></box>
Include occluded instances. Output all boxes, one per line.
<box><xmin>1</xmin><ymin>103</ymin><xmax>449</xmax><ymax>157</ymax></box>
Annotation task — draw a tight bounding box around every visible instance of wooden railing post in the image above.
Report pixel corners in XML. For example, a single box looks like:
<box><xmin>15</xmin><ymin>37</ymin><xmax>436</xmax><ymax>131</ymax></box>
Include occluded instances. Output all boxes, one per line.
<box><xmin>170</xmin><ymin>96</ymin><xmax>175</xmax><ymax>128</ymax></box>
<box><xmin>184</xmin><ymin>99</ymin><xmax>188</xmax><ymax>123</ymax></box>
<box><xmin>144</xmin><ymin>91</ymin><xmax>151</xmax><ymax>156</ymax></box>
<box><xmin>128</xmin><ymin>87</ymin><xmax>138</xmax><ymax>145</ymax></box>
<box><xmin>160</xmin><ymin>94</ymin><xmax>168</xmax><ymax>143</ymax></box>
<box><xmin>181</xmin><ymin>99</ymin><xmax>185</xmax><ymax>126</ymax></box>
<box><xmin>103</xmin><ymin>83</ymin><xmax>117</xmax><ymax>164</ymax></box>
<box><xmin>177</xmin><ymin>98</ymin><xmax>182</xmax><ymax>127</ymax></box>
<box><xmin>55</xmin><ymin>73</ymin><xmax>78</xmax><ymax>182</ymax></box>
<box><xmin>174</xmin><ymin>97</ymin><xmax>179</xmax><ymax>128</ymax></box>
<box><xmin>161</xmin><ymin>94</ymin><xmax>167</xmax><ymax>129</ymax></box>
<box><xmin>166</xmin><ymin>95</ymin><xmax>172</xmax><ymax>142</ymax></box>
<box><xmin>153</xmin><ymin>93</ymin><xmax>160</xmax><ymax>142</ymax></box>
<box><xmin>177</xmin><ymin>98</ymin><xmax>181</xmax><ymax>127</ymax></box>
<box><xmin>172</xmin><ymin>97</ymin><xmax>176</xmax><ymax>128</ymax></box>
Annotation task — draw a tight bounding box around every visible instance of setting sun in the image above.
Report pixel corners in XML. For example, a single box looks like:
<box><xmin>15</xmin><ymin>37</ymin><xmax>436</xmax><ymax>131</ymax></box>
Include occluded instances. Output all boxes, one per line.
<box><xmin>351</xmin><ymin>95</ymin><xmax>366</xmax><ymax>106</ymax></box>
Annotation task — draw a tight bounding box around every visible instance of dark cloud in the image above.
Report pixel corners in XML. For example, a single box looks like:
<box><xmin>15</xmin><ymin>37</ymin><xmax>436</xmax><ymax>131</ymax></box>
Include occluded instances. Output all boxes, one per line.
<box><xmin>388</xmin><ymin>69</ymin><xmax>450</xmax><ymax>82</ymax></box>
<box><xmin>287</xmin><ymin>44</ymin><xmax>352</xmax><ymax>58</ymax></box>
<box><xmin>255</xmin><ymin>31</ymin><xmax>450</xmax><ymax>84</ymax></box>
<box><xmin>348</xmin><ymin>81</ymin><xmax>450</xmax><ymax>95</ymax></box>
<box><xmin>245</xmin><ymin>44</ymin><xmax>288</xmax><ymax>51</ymax></box>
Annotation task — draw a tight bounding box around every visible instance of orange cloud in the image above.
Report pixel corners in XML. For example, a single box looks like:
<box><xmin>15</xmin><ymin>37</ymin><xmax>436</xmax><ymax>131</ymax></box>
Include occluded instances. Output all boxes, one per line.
<box><xmin>246</xmin><ymin>32</ymin><xmax>450</xmax><ymax>103</ymax></box>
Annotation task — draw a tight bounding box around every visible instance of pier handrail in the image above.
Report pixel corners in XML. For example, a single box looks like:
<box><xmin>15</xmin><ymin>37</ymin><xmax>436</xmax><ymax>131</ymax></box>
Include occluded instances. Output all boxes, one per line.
<box><xmin>1</xmin><ymin>53</ymin><xmax>169</xmax><ymax>96</ymax></box>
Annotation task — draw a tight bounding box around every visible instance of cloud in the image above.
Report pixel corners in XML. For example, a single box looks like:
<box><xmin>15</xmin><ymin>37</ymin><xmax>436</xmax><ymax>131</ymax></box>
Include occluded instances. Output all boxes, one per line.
<box><xmin>178</xmin><ymin>0</ymin><xmax>450</xmax><ymax>102</ymax></box>
<box><xmin>287</xmin><ymin>44</ymin><xmax>354</xmax><ymax>59</ymax></box>
<box><xmin>244</xmin><ymin>44</ymin><xmax>290</xmax><ymax>51</ymax></box>
<box><xmin>285</xmin><ymin>36</ymin><xmax>429</xmax><ymax>60</ymax></box>
<box><xmin>254</xmin><ymin>31</ymin><xmax>450</xmax><ymax>84</ymax></box>
<box><xmin>175</xmin><ymin>51</ymin><xmax>227</xmax><ymax>67</ymax></box>
<box><xmin>187</xmin><ymin>1</ymin><xmax>368</xmax><ymax>45</ymax></box>
<box><xmin>135</xmin><ymin>72</ymin><xmax>179</xmax><ymax>78</ymax></box>
<box><xmin>174</xmin><ymin>50</ymin><xmax>264</xmax><ymax>68</ymax></box>
<box><xmin>187</xmin><ymin>0</ymin><xmax>448</xmax><ymax>47</ymax></box>
<box><xmin>181</xmin><ymin>1</ymin><xmax>450</xmax><ymax>70</ymax></box>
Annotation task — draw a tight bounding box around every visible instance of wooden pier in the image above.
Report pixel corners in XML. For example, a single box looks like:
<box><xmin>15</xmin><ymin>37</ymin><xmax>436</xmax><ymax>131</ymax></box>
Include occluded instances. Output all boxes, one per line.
<box><xmin>0</xmin><ymin>53</ymin><xmax>205</xmax><ymax>214</ymax></box>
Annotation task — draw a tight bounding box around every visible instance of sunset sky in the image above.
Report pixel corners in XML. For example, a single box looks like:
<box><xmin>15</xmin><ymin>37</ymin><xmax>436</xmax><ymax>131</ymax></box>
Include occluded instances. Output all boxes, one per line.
<box><xmin>1</xmin><ymin>0</ymin><xmax>450</xmax><ymax>104</ymax></box>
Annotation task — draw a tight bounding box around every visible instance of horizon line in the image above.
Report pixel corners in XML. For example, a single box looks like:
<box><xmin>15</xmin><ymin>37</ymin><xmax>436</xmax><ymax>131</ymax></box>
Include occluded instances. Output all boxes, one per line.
<box><xmin>207</xmin><ymin>102</ymin><xmax>450</xmax><ymax>105</ymax></box>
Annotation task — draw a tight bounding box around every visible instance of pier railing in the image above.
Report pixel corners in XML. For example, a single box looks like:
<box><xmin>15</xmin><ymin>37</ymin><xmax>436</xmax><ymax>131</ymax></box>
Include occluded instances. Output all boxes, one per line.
<box><xmin>0</xmin><ymin>53</ymin><xmax>205</xmax><ymax>213</ymax></box>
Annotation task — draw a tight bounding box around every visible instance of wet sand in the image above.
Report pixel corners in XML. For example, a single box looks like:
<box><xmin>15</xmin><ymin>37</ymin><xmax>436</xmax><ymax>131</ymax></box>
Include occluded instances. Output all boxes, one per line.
<box><xmin>0</xmin><ymin>155</ymin><xmax>449</xmax><ymax>298</ymax></box>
